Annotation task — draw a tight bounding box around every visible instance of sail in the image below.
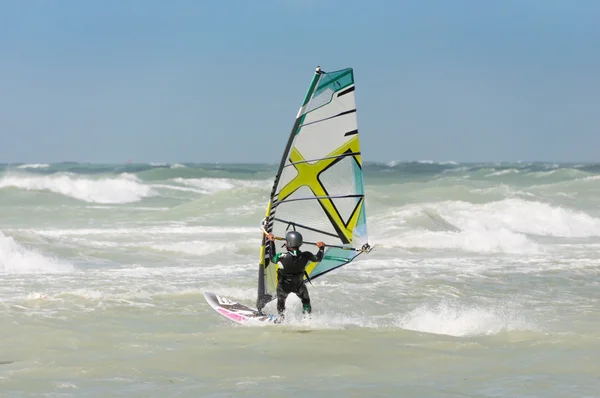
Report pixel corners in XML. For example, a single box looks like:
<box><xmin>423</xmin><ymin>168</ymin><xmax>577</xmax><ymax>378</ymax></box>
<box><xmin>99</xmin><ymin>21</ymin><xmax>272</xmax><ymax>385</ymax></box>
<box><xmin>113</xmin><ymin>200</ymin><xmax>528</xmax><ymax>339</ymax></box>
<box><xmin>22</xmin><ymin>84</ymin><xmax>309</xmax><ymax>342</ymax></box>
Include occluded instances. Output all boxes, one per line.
<box><xmin>256</xmin><ymin>66</ymin><xmax>371</xmax><ymax>310</ymax></box>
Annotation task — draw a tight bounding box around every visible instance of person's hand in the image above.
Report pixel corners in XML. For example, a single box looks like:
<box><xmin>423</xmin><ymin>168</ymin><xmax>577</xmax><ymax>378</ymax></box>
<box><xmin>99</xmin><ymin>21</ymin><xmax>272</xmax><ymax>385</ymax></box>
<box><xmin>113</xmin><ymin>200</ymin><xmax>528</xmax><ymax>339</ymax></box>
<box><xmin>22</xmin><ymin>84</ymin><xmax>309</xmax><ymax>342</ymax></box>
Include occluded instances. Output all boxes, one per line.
<box><xmin>267</xmin><ymin>233</ymin><xmax>275</xmax><ymax>241</ymax></box>
<box><xmin>316</xmin><ymin>241</ymin><xmax>325</xmax><ymax>249</ymax></box>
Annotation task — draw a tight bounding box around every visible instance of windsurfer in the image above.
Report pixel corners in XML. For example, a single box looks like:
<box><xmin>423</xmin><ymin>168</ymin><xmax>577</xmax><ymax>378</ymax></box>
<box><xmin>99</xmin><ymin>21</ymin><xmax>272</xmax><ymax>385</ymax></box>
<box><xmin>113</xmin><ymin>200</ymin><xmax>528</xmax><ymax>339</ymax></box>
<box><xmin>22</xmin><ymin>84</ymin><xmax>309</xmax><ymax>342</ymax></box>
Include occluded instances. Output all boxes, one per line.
<box><xmin>266</xmin><ymin>231</ymin><xmax>325</xmax><ymax>321</ymax></box>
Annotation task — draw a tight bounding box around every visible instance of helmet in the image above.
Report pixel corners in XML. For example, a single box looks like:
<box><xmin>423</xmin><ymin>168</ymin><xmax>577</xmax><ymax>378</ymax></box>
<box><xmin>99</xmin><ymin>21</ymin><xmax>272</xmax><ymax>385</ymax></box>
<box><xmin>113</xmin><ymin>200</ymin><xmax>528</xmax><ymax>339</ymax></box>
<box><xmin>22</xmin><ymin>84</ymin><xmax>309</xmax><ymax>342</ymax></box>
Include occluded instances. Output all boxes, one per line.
<box><xmin>285</xmin><ymin>231</ymin><xmax>303</xmax><ymax>248</ymax></box>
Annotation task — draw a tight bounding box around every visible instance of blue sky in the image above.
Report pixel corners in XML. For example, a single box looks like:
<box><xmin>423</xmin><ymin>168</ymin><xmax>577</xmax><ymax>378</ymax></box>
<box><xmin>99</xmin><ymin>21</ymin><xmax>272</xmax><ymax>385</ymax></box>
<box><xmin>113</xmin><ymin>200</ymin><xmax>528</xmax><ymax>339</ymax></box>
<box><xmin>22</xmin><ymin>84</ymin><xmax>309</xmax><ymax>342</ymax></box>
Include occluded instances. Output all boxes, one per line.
<box><xmin>1</xmin><ymin>0</ymin><xmax>599</xmax><ymax>164</ymax></box>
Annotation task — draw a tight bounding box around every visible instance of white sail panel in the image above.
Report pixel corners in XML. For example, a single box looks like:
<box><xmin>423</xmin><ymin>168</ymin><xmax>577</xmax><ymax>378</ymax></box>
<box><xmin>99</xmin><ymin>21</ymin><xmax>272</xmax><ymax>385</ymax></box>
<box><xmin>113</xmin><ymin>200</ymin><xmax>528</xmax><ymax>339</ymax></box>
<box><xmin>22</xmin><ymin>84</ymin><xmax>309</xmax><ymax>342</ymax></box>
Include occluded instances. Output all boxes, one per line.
<box><xmin>292</xmin><ymin>111</ymin><xmax>358</xmax><ymax>162</ymax></box>
<box><xmin>302</xmin><ymin>86</ymin><xmax>356</xmax><ymax>121</ymax></box>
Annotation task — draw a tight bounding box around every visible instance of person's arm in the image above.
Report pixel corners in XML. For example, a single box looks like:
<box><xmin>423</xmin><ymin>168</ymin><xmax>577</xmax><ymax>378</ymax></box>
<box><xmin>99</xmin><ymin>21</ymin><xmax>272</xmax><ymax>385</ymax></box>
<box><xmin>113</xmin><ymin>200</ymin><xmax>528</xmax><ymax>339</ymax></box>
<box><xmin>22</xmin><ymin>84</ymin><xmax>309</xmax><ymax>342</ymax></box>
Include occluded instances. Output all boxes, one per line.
<box><xmin>266</xmin><ymin>233</ymin><xmax>281</xmax><ymax>263</ymax></box>
<box><xmin>308</xmin><ymin>241</ymin><xmax>326</xmax><ymax>262</ymax></box>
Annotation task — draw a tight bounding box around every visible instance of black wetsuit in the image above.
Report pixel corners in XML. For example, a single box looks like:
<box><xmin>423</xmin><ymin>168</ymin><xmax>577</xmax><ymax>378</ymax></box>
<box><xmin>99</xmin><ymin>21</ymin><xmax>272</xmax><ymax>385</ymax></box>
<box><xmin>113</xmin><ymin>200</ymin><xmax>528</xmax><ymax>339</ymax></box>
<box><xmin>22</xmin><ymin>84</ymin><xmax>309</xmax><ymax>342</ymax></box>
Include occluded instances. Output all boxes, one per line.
<box><xmin>267</xmin><ymin>240</ymin><xmax>324</xmax><ymax>317</ymax></box>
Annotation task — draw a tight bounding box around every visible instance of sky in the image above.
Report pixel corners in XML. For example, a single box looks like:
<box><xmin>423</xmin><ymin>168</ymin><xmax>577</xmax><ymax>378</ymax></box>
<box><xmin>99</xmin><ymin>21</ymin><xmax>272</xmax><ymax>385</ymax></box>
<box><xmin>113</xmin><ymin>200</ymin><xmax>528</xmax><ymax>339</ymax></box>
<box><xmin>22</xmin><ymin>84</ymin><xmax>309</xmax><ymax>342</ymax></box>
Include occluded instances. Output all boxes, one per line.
<box><xmin>0</xmin><ymin>0</ymin><xmax>599</xmax><ymax>164</ymax></box>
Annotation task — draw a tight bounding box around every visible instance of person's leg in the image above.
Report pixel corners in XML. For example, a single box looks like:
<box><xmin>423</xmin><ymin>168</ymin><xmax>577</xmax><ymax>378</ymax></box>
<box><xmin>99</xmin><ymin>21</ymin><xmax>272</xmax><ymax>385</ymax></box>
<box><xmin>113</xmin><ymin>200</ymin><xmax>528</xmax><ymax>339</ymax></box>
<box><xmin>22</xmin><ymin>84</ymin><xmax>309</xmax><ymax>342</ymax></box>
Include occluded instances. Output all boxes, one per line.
<box><xmin>296</xmin><ymin>283</ymin><xmax>311</xmax><ymax>314</ymax></box>
<box><xmin>276</xmin><ymin>284</ymin><xmax>289</xmax><ymax>319</ymax></box>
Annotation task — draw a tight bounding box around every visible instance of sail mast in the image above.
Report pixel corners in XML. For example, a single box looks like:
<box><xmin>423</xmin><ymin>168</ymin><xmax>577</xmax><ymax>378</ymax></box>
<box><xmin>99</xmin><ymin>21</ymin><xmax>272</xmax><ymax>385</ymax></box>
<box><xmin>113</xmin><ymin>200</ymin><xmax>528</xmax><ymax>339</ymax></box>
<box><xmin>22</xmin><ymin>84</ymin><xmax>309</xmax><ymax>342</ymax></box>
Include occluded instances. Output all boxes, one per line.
<box><xmin>256</xmin><ymin>67</ymin><xmax>323</xmax><ymax>310</ymax></box>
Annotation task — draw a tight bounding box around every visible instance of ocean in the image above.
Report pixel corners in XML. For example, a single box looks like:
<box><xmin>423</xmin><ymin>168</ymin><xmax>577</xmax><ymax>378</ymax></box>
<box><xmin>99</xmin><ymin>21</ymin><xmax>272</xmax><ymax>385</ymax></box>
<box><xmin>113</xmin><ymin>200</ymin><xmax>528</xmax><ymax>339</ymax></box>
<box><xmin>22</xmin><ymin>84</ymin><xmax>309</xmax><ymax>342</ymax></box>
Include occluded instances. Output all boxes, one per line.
<box><xmin>0</xmin><ymin>161</ymin><xmax>599</xmax><ymax>397</ymax></box>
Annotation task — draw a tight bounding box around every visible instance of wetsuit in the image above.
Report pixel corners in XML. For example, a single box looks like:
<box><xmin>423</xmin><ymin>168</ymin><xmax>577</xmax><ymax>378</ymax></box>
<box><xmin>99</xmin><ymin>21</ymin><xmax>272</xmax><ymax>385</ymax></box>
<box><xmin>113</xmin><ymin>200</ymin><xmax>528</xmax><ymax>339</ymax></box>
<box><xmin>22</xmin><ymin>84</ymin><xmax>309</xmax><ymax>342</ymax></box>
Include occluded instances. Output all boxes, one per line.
<box><xmin>266</xmin><ymin>240</ymin><xmax>324</xmax><ymax>317</ymax></box>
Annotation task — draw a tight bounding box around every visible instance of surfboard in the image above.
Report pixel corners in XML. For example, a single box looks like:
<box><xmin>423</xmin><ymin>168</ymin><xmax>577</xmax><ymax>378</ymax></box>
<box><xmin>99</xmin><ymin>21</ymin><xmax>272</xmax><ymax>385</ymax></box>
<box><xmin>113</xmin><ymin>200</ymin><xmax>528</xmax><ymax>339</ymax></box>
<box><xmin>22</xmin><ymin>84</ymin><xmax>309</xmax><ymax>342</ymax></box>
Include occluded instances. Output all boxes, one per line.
<box><xmin>203</xmin><ymin>291</ymin><xmax>277</xmax><ymax>324</ymax></box>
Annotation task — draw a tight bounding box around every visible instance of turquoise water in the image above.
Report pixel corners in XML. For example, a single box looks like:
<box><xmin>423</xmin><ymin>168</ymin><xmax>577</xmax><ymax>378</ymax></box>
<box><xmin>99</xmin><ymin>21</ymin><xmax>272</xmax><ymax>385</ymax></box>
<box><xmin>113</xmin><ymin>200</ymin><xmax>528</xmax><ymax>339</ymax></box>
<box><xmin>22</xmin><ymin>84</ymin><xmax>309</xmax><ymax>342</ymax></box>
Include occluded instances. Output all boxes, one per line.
<box><xmin>1</xmin><ymin>161</ymin><xmax>599</xmax><ymax>397</ymax></box>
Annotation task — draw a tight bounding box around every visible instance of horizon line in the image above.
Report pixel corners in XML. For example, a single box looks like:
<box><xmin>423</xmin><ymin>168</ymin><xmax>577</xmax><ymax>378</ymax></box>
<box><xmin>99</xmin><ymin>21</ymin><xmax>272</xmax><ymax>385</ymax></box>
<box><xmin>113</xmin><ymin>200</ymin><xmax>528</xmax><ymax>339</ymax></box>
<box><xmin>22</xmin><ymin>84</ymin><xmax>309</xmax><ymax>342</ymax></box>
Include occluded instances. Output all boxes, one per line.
<box><xmin>1</xmin><ymin>160</ymin><xmax>599</xmax><ymax>166</ymax></box>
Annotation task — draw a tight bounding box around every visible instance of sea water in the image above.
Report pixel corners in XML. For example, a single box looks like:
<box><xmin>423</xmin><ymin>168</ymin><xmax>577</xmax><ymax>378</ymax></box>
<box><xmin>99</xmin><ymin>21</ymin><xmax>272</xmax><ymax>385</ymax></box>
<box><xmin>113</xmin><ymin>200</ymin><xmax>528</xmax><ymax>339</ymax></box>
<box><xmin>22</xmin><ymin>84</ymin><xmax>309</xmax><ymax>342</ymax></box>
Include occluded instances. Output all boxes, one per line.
<box><xmin>1</xmin><ymin>161</ymin><xmax>599</xmax><ymax>397</ymax></box>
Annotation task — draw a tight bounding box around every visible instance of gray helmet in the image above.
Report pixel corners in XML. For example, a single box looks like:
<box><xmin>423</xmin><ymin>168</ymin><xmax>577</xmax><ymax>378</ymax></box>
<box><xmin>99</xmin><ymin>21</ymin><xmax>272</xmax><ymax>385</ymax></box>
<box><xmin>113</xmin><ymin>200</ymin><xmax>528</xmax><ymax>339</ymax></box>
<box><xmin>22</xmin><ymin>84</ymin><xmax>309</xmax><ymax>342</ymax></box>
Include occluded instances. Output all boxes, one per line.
<box><xmin>285</xmin><ymin>231</ymin><xmax>303</xmax><ymax>248</ymax></box>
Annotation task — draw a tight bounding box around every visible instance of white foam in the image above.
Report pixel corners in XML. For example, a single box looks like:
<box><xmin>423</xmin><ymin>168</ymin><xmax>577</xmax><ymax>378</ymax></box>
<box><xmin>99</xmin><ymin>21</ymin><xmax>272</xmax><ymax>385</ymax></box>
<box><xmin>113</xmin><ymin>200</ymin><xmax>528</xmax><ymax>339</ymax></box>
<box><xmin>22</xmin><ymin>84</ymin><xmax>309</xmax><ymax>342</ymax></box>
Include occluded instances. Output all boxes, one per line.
<box><xmin>444</xmin><ymin>199</ymin><xmax>600</xmax><ymax>238</ymax></box>
<box><xmin>381</xmin><ymin>228</ymin><xmax>539</xmax><ymax>254</ymax></box>
<box><xmin>375</xmin><ymin>199</ymin><xmax>600</xmax><ymax>255</ymax></box>
<box><xmin>0</xmin><ymin>232</ymin><xmax>73</xmax><ymax>274</ymax></box>
<box><xmin>397</xmin><ymin>301</ymin><xmax>537</xmax><ymax>336</ymax></box>
<box><xmin>26</xmin><ymin>292</ymin><xmax>51</xmax><ymax>300</ymax></box>
<box><xmin>149</xmin><ymin>184</ymin><xmax>207</xmax><ymax>194</ymax></box>
<box><xmin>84</xmin><ymin>205</ymin><xmax>169</xmax><ymax>211</ymax></box>
<box><xmin>55</xmin><ymin>383</ymin><xmax>78</xmax><ymax>389</ymax></box>
<box><xmin>484</xmin><ymin>169</ymin><xmax>519</xmax><ymax>177</ymax></box>
<box><xmin>152</xmin><ymin>240</ymin><xmax>233</xmax><ymax>256</ymax></box>
<box><xmin>235</xmin><ymin>296</ymin><xmax>379</xmax><ymax>330</ymax></box>
<box><xmin>387</xmin><ymin>160</ymin><xmax>458</xmax><ymax>166</ymax></box>
<box><xmin>225</xmin><ymin>203</ymin><xmax>265</xmax><ymax>216</ymax></box>
<box><xmin>33</xmin><ymin>225</ymin><xmax>256</xmax><ymax>238</ymax></box>
<box><xmin>16</xmin><ymin>163</ymin><xmax>50</xmax><ymax>169</ymax></box>
<box><xmin>0</xmin><ymin>172</ymin><xmax>156</xmax><ymax>203</ymax></box>
<box><xmin>581</xmin><ymin>175</ymin><xmax>600</xmax><ymax>182</ymax></box>
<box><xmin>57</xmin><ymin>289</ymin><xmax>105</xmax><ymax>300</ymax></box>
<box><xmin>172</xmin><ymin>178</ymin><xmax>269</xmax><ymax>194</ymax></box>
<box><xmin>251</xmin><ymin>310</ymin><xmax>378</xmax><ymax>330</ymax></box>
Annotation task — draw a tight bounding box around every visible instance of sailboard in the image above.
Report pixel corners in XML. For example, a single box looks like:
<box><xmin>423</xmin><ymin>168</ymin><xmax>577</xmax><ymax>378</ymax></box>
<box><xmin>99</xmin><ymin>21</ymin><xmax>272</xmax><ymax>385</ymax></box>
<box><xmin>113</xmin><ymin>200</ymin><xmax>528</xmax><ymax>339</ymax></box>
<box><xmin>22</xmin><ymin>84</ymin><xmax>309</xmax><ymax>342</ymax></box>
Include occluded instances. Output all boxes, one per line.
<box><xmin>256</xmin><ymin>65</ymin><xmax>373</xmax><ymax>312</ymax></box>
<box><xmin>203</xmin><ymin>292</ymin><xmax>276</xmax><ymax>324</ymax></box>
<box><xmin>204</xmin><ymin>65</ymin><xmax>372</xmax><ymax>325</ymax></box>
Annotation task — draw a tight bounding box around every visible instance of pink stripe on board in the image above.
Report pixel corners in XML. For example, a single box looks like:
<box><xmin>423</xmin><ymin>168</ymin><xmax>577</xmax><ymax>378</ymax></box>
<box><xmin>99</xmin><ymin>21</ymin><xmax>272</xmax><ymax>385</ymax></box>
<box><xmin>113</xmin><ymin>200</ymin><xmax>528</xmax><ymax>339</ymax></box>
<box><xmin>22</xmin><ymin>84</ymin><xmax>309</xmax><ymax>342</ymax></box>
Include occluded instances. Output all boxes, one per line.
<box><xmin>218</xmin><ymin>307</ymin><xmax>247</xmax><ymax>323</ymax></box>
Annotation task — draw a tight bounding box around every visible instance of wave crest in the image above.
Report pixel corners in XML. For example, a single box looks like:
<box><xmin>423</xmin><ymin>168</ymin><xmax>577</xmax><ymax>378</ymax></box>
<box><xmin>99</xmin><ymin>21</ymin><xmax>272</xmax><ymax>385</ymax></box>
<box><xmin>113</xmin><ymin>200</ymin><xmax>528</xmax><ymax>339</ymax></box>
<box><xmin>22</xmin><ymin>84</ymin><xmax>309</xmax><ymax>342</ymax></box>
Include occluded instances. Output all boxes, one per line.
<box><xmin>374</xmin><ymin>198</ymin><xmax>600</xmax><ymax>254</ymax></box>
<box><xmin>397</xmin><ymin>301</ymin><xmax>537</xmax><ymax>336</ymax></box>
<box><xmin>0</xmin><ymin>232</ymin><xmax>73</xmax><ymax>274</ymax></box>
<box><xmin>0</xmin><ymin>172</ymin><xmax>156</xmax><ymax>203</ymax></box>
<box><xmin>171</xmin><ymin>177</ymin><xmax>269</xmax><ymax>194</ymax></box>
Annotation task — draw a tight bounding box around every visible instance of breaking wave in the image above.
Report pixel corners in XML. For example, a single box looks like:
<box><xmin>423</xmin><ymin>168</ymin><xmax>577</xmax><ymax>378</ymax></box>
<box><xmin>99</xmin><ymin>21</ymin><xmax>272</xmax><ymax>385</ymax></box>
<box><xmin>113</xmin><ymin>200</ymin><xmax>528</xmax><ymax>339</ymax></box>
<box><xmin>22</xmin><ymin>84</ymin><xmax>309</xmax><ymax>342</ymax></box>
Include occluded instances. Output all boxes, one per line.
<box><xmin>0</xmin><ymin>232</ymin><xmax>73</xmax><ymax>274</ymax></box>
<box><xmin>0</xmin><ymin>172</ymin><xmax>155</xmax><ymax>204</ymax></box>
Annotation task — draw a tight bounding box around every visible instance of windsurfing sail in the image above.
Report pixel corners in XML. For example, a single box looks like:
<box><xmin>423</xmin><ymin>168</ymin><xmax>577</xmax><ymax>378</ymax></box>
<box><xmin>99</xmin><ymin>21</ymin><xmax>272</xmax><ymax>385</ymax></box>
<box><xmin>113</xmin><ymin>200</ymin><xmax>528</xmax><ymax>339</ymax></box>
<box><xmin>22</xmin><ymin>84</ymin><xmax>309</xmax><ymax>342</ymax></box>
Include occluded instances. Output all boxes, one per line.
<box><xmin>257</xmin><ymin>66</ymin><xmax>372</xmax><ymax>310</ymax></box>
